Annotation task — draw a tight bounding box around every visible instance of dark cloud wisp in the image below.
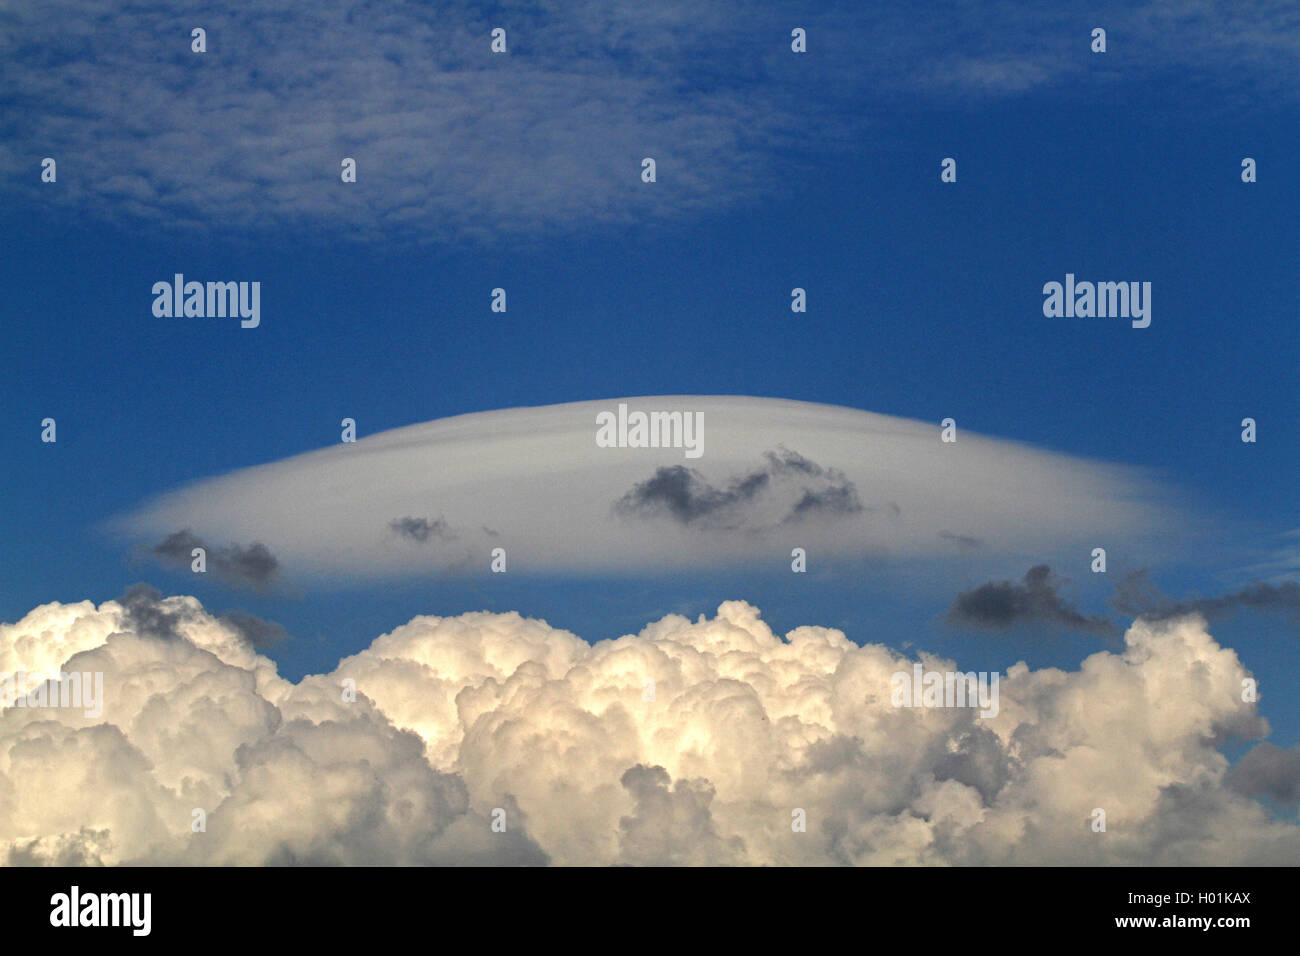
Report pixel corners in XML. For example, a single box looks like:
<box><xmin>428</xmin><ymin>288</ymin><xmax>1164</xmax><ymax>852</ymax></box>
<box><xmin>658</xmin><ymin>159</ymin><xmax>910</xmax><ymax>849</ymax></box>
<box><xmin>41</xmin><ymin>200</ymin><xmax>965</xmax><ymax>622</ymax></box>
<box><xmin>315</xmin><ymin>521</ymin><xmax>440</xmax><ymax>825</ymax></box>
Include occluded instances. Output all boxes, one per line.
<box><xmin>947</xmin><ymin>565</ymin><xmax>1118</xmax><ymax>637</ymax></box>
<box><xmin>615</xmin><ymin>449</ymin><xmax>863</xmax><ymax>531</ymax></box>
<box><xmin>389</xmin><ymin>517</ymin><xmax>456</xmax><ymax>544</ymax></box>
<box><xmin>1114</xmin><ymin>571</ymin><xmax>1300</xmax><ymax>625</ymax></box>
<box><xmin>152</xmin><ymin>530</ymin><xmax>279</xmax><ymax>591</ymax></box>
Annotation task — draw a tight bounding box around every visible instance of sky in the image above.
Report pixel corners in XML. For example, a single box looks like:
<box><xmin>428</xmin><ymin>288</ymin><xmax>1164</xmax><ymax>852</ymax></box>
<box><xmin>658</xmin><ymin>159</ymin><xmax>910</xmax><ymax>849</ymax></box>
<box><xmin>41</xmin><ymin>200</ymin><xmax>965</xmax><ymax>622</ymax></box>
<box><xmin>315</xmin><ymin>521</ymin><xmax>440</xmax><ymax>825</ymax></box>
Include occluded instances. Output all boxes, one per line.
<box><xmin>0</xmin><ymin>0</ymin><xmax>1298</xmax><ymax>864</ymax></box>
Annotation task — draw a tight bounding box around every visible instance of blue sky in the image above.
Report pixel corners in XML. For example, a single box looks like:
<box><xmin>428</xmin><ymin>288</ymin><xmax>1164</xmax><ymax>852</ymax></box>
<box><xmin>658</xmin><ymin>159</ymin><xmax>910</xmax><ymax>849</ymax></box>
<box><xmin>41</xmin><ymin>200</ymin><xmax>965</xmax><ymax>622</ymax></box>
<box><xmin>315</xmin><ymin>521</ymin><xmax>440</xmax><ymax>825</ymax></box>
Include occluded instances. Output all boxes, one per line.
<box><xmin>2</xmin><ymin>0</ymin><xmax>1297</xmax><ymax>758</ymax></box>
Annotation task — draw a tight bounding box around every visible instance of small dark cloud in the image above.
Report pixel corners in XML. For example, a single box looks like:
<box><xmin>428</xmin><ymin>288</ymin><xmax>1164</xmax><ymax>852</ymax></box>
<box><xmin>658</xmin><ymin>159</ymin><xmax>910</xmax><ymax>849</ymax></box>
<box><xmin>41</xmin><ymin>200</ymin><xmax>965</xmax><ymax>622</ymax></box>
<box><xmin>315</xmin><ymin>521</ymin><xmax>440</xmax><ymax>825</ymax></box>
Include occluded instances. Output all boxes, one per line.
<box><xmin>218</xmin><ymin>610</ymin><xmax>291</xmax><ymax>649</ymax></box>
<box><xmin>1113</xmin><ymin>570</ymin><xmax>1300</xmax><ymax>624</ymax></box>
<box><xmin>617</xmin><ymin>465</ymin><xmax>760</xmax><ymax>527</ymax></box>
<box><xmin>1111</xmin><ymin>569</ymin><xmax>1168</xmax><ymax>618</ymax></box>
<box><xmin>1226</xmin><ymin>743</ymin><xmax>1300</xmax><ymax>805</ymax></box>
<box><xmin>116</xmin><ymin>583</ymin><xmax>186</xmax><ymax>641</ymax></box>
<box><xmin>947</xmin><ymin>565</ymin><xmax>1117</xmax><ymax>637</ymax></box>
<box><xmin>791</xmin><ymin>485</ymin><xmax>860</xmax><ymax>519</ymax></box>
<box><xmin>114</xmin><ymin>583</ymin><xmax>291</xmax><ymax>649</ymax></box>
<box><xmin>152</xmin><ymin>529</ymin><xmax>279</xmax><ymax>591</ymax></box>
<box><xmin>939</xmin><ymin>530</ymin><xmax>982</xmax><ymax>549</ymax></box>
<box><xmin>615</xmin><ymin>449</ymin><xmax>862</xmax><ymax>530</ymax></box>
<box><xmin>766</xmin><ymin>450</ymin><xmax>860</xmax><ymax>510</ymax></box>
<box><xmin>389</xmin><ymin>516</ymin><xmax>455</xmax><ymax>543</ymax></box>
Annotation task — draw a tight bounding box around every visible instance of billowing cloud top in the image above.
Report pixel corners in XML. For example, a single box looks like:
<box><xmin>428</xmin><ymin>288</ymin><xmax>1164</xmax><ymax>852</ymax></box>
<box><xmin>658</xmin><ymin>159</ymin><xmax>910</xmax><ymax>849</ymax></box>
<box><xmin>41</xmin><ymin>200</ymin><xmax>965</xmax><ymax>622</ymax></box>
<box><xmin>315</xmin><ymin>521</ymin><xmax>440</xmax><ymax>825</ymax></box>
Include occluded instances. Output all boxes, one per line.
<box><xmin>1</xmin><ymin>590</ymin><xmax>1294</xmax><ymax>865</ymax></box>
<box><xmin>116</xmin><ymin>396</ymin><xmax>1174</xmax><ymax>580</ymax></box>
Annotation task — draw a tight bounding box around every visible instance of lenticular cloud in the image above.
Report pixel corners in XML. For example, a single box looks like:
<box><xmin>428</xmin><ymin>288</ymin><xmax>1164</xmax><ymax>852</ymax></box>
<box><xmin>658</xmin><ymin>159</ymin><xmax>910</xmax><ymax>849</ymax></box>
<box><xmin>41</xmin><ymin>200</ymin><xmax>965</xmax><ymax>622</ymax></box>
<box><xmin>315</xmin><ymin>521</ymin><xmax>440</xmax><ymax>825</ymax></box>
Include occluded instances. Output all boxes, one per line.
<box><xmin>1</xmin><ymin>592</ymin><xmax>1295</xmax><ymax>866</ymax></box>
<box><xmin>118</xmin><ymin>396</ymin><xmax>1176</xmax><ymax>581</ymax></box>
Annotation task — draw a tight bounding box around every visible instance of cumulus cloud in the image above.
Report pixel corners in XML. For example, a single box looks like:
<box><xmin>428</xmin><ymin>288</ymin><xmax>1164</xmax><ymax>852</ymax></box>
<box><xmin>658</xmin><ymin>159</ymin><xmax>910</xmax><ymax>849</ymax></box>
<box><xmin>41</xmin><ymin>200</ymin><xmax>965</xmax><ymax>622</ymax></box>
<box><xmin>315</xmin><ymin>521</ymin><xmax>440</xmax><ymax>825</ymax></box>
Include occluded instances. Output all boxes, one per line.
<box><xmin>118</xmin><ymin>581</ymin><xmax>289</xmax><ymax>649</ymax></box>
<box><xmin>1</xmin><ymin>590</ymin><xmax>1295</xmax><ymax>865</ymax></box>
<box><xmin>1227</xmin><ymin>744</ymin><xmax>1300</xmax><ymax>806</ymax></box>
<box><xmin>617</xmin><ymin>765</ymin><xmax>745</xmax><ymax>865</ymax></box>
<box><xmin>217</xmin><ymin>610</ymin><xmax>291</xmax><ymax>650</ymax></box>
<box><xmin>0</xmin><ymin>590</ymin><xmax>544</xmax><ymax>865</ymax></box>
<box><xmin>116</xmin><ymin>397</ymin><xmax>1176</xmax><ymax>582</ymax></box>
<box><xmin>948</xmin><ymin>565</ymin><xmax>1118</xmax><ymax>637</ymax></box>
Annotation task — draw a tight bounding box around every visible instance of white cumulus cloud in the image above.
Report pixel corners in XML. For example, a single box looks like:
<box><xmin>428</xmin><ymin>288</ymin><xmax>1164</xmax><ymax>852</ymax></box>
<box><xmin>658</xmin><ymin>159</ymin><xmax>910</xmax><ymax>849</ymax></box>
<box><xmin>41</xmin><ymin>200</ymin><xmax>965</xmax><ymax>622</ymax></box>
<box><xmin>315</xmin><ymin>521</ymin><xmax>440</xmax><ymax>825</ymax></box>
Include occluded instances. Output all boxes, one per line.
<box><xmin>1</xmin><ymin>589</ymin><xmax>1295</xmax><ymax>865</ymax></box>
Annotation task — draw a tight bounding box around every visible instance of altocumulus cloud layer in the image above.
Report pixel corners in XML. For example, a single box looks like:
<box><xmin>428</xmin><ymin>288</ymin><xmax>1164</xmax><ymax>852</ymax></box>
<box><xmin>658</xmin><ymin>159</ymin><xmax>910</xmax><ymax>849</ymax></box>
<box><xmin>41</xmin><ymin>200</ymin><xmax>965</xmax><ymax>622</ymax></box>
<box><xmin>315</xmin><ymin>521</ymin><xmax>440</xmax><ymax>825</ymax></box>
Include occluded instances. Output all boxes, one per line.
<box><xmin>1</xmin><ymin>0</ymin><xmax>840</xmax><ymax>241</ymax></box>
<box><xmin>2</xmin><ymin>590</ymin><xmax>1296</xmax><ymax>865</ymax></box>
<box><xmin>117</xmin><ymin>397</ymin><xmax>1176</xmax><ymax>581</ymax></box>
<box><xmin>4</xmin><ymin>0</ymin><xmax>1295</xmax><ymax>241</ymax></box>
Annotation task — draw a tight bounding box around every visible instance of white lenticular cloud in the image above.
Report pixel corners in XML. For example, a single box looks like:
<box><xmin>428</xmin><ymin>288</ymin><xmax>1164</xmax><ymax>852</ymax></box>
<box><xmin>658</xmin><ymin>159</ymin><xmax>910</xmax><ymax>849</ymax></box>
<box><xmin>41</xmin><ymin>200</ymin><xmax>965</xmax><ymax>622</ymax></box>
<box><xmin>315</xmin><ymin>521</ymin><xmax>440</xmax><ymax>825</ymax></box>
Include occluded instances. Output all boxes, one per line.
<box><xmin>116</xmin><ymin>396</ymin><xmax>1176</xmax><ymax>580</ymax></box>
<box><xmin>1</xmin><ymin>591</ymin><xmax>1295</xmax><ymax>865</ymax></box>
